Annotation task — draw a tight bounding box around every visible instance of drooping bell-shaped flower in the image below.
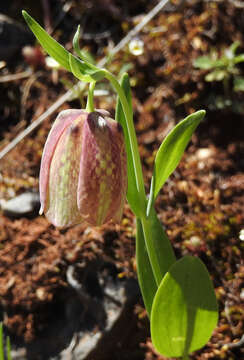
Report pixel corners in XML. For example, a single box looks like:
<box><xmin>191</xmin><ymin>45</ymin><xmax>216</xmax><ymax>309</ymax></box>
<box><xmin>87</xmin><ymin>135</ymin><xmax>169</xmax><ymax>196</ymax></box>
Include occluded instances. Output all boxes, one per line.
<box><xmin>39</xmin><ymin>109</ymin><xmax>127</xmax><ymax>228</ymax></box>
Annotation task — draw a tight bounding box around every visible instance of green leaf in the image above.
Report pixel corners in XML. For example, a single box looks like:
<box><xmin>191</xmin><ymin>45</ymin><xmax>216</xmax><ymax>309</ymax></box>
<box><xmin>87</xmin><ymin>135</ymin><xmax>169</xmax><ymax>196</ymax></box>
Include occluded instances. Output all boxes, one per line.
<box><xmin>136</xmin><ymin>218</ymin><xmax>157</xmax><ymax>316</ymax></box>
<box><xmin>22</xmin><ymin>11</ymin><xmax>105</xmax><ymax>83</ymax></box>
<box><xmin>73</xmin><ymin>25</ymin><xmax>97</xmax><ymax>66</ymax></box>
<box><xmin>0</xmin><ymin>323</ymin><xmax>4</xmax><ymax>360</ymax></box>
<box><xmin>6</xmin><ymin>337</ymin><xmax>11</xmax><ymax>360</ymax></box>
<box><xmin>22</xmin><ymin>10</ymin><xmax>71</xmax><ymax>71</ymax></box>
<box><xmin>141</xmin><ymin>207</ymin><xmax>176</xmax><ymax>287</ymax></box>
<box><xmin>115</xmin><ymin>73</ymin><xmax>141</xmax><ymax>216</ymax></box>
<box><xmin>153</xmin><ymin>110</ymin><xmax>205</xmax><ymax>200</ymax></box>
<box><xmin>234</xmin><ymin>53</ymin><xmax>244</xmax><ymax>64</ymax></box>
<box><xmin>234</xmin><ymin>76</ymin><xmax>244</xmax><ymax>91</ymax></box>
<box><xmin>193</xmin><ymin>56</ymin><xmax>216</xmax><ymax>70</ymax></box>
<box><xmin>205</xmin><ymin>69</ymin><xmax>226</xmax><ymax>82</ymax></box>
<box><xmin>151</xmin><ymin>256</ymin><xmax>218</xmax><ymax>358</ymax></box>
<box><xmin>229</xmin><ymin>41</ymin><xmax>240</xmax><ymax>56</ymax></box>
<box><xmin>69</xmin><ymin>54</ymin><xmax>105</xmax><ymax>82</ymax></box>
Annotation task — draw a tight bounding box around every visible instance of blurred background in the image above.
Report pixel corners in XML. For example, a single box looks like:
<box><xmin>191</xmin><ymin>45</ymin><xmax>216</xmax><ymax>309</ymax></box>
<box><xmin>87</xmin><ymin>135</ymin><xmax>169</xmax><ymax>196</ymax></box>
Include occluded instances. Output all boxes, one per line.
<box><xmin>0</xmin><ymin>1</ymin><xmax>243</xmax><ymax>359</ymax></box>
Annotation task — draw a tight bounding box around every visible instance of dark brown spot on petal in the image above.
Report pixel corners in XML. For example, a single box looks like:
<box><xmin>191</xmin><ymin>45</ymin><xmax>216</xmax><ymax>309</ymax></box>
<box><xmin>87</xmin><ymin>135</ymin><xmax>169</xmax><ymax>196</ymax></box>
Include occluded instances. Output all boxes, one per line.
<box><xmin>70</xmin><ymin>124</ymin><xmax>80</xmax><ymax>136</ymax></box>
<box><xmin>87</xmin><ymin>112</ymin><xmax>100</xmax><ymax>132</ymax></box>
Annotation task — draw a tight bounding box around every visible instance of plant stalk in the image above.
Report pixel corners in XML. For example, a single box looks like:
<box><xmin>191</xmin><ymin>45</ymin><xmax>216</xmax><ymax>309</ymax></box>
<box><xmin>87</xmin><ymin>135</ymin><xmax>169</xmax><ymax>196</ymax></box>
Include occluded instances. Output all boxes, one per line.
<box><xmin>86</xmin><ymin>81</ymin><xmax>96</xmax><ymax>112</ymax></box>
<box><xmin>105</xmin><ymin>71</ymin><xmax>146</xmax><ymax>204</ymax></box>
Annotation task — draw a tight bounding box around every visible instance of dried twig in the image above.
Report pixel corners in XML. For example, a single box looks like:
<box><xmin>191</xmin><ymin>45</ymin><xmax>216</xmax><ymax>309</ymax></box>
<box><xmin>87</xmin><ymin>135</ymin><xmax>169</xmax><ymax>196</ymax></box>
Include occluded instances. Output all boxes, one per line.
<box><xmin>0</xmin><ymin>0</ymin><xmax>170</xmax><ymax>160</ymax></box>
<box><xmin>225</xmin><ymin>334</ymin><xmax>244</xmax><ymax>349</ymax></box>
<box><xmin>0</xmin><ymin>70</ymin><xmax>32</xmax><ymax>83</ymax></box>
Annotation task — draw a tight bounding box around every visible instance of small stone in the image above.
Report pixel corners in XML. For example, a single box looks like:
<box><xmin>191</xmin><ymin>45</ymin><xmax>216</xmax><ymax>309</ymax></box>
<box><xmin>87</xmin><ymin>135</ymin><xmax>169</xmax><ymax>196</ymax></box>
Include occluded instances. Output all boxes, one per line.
<box><xmin>189</xmin><ymin>236</ymin><xmax>201</xmax><ymax>247</ymax></box>
<box><xmin>36</xmin><ymin>288</ymin><xmax>46</xmax><ymax>301</ymax></box>
<box><xmin>1</xmin><ymin>192</ymin><xmax>40</xmax><ymax>218</ymax></box>
<box><xmin>196</xmin><ymin>148</ymin><xmax>214</xmax><ymax>160</ymax></box>
<box><xmin>240</xmin><ymin>289</ymin><xmax>244</xmax><ymax>301</ymax></box>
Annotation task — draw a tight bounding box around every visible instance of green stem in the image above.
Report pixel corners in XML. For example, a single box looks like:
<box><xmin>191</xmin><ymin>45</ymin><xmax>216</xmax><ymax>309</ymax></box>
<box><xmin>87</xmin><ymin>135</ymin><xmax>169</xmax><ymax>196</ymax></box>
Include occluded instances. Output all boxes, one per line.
<box><xmin>140</xmin><ymin>207</ymin><xmax>176</xmax><ymax>285</ymax></box>
<box><xmin>86</xmin><ymin>81</ymin><xmax>96</xmax><ymax>112</ymax></box>
<box><xmin>182</xmin><ymin>355</ymin><xmax>190</xmax><ymax>360</ymax></box>
<box><xmin>105</xmin><ymin>71</ymin><xmax>146</xmax><ymax>203</ymax></box>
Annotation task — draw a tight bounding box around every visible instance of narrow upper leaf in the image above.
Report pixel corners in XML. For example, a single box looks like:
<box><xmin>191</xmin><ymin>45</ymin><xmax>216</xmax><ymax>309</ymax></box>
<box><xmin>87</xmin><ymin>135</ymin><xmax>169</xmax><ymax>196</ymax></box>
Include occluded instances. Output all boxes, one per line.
<box><xmin>153</xmin><ymin>110</ymin><xmax>205</xmax><ymax>199</ymax></box>
<box><xmin>73</xmin><ymin>25</ymin><xmax>97</xmax><ymax>66</ymax></box>
<box><xmin>22</xmin><ymin>10</ymin><xmax>71</xmax><ymax>71</ymax></box>
<box><xmin>22</xmin><ymin>10</ymin><xmax>105</xmax><ymax>82</ymax></box>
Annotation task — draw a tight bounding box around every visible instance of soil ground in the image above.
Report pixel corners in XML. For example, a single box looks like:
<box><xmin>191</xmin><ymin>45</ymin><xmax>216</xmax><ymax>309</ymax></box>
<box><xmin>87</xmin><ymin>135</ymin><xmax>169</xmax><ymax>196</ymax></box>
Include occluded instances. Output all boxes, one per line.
<box><xmin>0</xmin><ymin>1</ymin><xmax>243</xmax><ymax>359</ymax></box>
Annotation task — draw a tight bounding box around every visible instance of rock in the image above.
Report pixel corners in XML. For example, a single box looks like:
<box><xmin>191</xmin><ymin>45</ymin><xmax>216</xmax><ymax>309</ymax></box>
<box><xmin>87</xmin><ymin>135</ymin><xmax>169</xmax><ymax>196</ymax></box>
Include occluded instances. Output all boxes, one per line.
<box><xmin>70</xmin><ymin>277</ymin><xmax>140</xmax><ymax>360</ymax></box>
<box><xmin>10</xmin><ymin>262</ymin><xmax>141</xmax><ymax>360</ymax></box>
<box><xmin>1</xmin><ymin>192</ymin><xmax>40</xmax><ymax>218</ymax></box>
<box><xmin>0</xmin><ymin>14</ymin><xmax>33</xmax><ymax>61</ymax></box>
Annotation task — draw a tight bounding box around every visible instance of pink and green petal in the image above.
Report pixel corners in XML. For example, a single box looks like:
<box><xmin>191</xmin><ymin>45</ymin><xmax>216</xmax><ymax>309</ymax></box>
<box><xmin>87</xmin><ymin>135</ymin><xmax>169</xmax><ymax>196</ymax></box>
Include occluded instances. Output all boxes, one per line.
<box><xmin>39</xmin><ymin>109</ymin><xmax>85</xmax><ymax>214</ymax></box>
<box><xmin>44</xmin><ymin>113</ymin><xmax>87</xmax><ymax>227</ymax></box>
<box><xmin>77</xmin><ymin>112</ymin><xmax>127</xmax><ymax>226</ymax></box>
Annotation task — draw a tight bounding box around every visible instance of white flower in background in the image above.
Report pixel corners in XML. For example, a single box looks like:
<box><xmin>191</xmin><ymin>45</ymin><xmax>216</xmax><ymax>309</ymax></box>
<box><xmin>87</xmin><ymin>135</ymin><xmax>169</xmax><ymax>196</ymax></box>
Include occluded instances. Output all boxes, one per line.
<box><xmin>129</xmin><ymin>38</ymin><xmax>144</xmax><ymax>56</ymax></box>
<box><xmin>239</xmin><ymin>229</ymin><xmax>244</xmax><ymax>241</ymax></box>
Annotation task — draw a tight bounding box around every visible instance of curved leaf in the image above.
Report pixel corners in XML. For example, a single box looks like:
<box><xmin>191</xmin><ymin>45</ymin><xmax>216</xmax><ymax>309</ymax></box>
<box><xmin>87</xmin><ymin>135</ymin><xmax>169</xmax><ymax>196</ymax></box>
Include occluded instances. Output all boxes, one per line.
<box><xmin>69</xmin><ymin>54</ymin><xmax>105</xmax><ymax>82</ymax></box>
<box><xmin>22</xmin><ymin>10</ymin><xmax>71</xmax><ymax>71</ymax></box>
<box><xmin>22</xmin><ymin>11</ymin><xmax>105</xmax><ymax>83</ymax></box>
<box><xmin>73</xmin><ymin>25</ymin><xmax>97</xmax><ymax>66</ymax></box>
<box><xmin>153</xmin><ymin>110</ymin><xmax>205</xmax><ymax>200</ymax></box>
<box><xmin>151</xmin><ymin>256</ymin><xmax>218</xmax><ymax>358</ymax></box>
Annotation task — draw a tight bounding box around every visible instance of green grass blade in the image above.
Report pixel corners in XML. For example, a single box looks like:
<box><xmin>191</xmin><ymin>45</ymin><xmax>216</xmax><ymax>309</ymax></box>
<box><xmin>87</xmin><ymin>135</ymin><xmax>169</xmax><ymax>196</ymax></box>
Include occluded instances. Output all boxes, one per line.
<box><xmin>153</xmin><ymin>110</ymin><xmax>205</xmax><ymax>200</ymax></box>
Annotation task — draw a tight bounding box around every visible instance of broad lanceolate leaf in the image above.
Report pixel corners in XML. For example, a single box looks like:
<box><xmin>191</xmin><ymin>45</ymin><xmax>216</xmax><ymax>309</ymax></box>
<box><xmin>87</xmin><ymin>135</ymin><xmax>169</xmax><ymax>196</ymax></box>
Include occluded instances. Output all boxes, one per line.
<box><xmin>151</xmin><ymin>256</ymin><xmax>218</xmax><ymax>358</ymax></box>
<box><xmin>115</xmin><ymin>73</ymin><xmax>142</xmax><ymax>216</ymax></box>
<box><xmin>22</xmin><ymin>11</ymin><xmax>104</xmax><ymax>82</ymax></box>
<box><xmin>136</xmin><ymin>218</ymin><xmax>157</xmax><ymax>316</ymax></box>
<box><xmin>153</xmin><ymin>110</ymin><xmax>205</xmax><ymax>200</ymax></box>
